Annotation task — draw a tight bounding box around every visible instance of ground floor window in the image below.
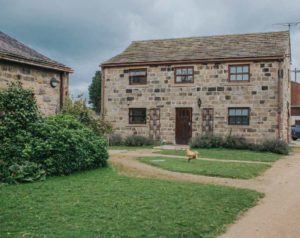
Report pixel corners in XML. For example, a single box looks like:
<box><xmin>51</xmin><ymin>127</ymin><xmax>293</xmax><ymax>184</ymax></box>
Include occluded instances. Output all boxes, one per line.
<box><xmin>228</xmin><ymin>107</ymin><xmax>250</xmax><ymax>125</ymax></box>
<box><xmin>129</xmin><ymin>108</ymin><xmax>146</xmax><ymax>124</ymax></box>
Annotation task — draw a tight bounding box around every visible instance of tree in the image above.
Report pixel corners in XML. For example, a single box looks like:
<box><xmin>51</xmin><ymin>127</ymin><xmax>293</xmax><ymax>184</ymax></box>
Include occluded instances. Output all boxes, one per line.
<box><xmin>88</xmin><ymin>70</ymin><xmax>102</xmax><ymax>113</ymax></box>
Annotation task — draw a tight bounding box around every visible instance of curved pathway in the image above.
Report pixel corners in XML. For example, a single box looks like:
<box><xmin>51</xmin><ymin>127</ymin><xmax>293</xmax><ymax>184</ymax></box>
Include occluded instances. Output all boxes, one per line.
<box><xmin>109</xmin><ymin>147</ymin><xmax>300</xmax><ymax>238</ymax></box>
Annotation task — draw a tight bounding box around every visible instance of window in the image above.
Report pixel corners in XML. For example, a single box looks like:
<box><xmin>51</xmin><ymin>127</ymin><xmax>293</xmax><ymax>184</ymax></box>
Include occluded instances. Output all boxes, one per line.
<box><xmin>129</xmin><ymin>69</ymin><xmax>147</xmax><ymax>85</ymax></box>
<box><xmin>228</xmin><ymin>108</ymin><xmax>250</xmax><ymax>125</ymax></box>
<box><xmin>229</xmin><ymin>65</ymin><xmax>250</xmax><ymax>81</ymax></box>
<box><xmin>175</xmin><ymin>67</ymin><xmax>194</xmax><ymax>83</ymax></box>
<box><xmin>129</xmin><ymin>108</ymin><xmax>146</xmax><ymax>124</ymax></box>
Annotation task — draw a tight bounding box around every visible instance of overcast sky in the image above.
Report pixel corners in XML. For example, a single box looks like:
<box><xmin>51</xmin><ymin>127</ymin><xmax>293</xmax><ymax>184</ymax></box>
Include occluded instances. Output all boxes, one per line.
<box><xmin>1</xmin><ymin>0</ymin><xmax>299</xmax><ymax>97</ymax></box>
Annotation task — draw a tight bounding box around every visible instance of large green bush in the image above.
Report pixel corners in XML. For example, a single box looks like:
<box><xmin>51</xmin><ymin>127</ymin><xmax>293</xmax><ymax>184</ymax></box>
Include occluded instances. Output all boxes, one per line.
<box><xmin>28</xmin><ymin>114</ymin><xmax>109</xmax><ymax>175</ymax></box>
<box><xmin>0</xmin><ymin>83</ymin><xmax>109</xmax><ymax>184</ymax></box>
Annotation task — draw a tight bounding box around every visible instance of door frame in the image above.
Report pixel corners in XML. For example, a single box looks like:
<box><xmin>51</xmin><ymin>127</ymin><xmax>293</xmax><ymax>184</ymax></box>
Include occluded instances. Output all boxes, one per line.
<box><xmin>175</xmin><ymin>107</ymin><xmax>192</xmax><ymax>144</ymax></box>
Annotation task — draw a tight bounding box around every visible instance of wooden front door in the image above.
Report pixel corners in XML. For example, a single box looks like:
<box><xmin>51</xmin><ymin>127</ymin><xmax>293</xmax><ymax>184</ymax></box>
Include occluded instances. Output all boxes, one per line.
<box><xmin>176</xmin><ymin>108</ymin><xmax>192</xmax><ymax>144</ymax></box>
<box><xmin>202</xmin><ymin>108</ymin><xmax>214</xmax><ymax>134</ymax></box>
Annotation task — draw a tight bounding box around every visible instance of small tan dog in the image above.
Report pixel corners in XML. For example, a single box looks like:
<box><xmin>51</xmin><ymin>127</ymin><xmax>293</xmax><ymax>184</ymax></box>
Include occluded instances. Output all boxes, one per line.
<box><xmin>186</xmin><ymin>149</ymin><xmax>199</xmax><ymax>162</ymax></box>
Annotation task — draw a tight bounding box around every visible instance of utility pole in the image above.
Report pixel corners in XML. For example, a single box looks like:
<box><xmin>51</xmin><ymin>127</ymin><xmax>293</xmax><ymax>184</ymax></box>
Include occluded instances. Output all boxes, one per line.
<box><xmin>291</xmin><ymin>68</ymin><xmax>300</xmax><ymax>83</ymax></box>
<box><xmin>273</xmin><ymin>22</ymin><xmax>300</xmax><ymax>63</ymax></box>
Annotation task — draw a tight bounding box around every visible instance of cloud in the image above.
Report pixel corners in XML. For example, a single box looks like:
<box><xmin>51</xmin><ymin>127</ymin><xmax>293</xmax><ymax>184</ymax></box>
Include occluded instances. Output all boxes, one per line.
<box><xmin>0</xmin><ymin>0</ymin><xmax>299</xmax><ymax>95</ymax></box>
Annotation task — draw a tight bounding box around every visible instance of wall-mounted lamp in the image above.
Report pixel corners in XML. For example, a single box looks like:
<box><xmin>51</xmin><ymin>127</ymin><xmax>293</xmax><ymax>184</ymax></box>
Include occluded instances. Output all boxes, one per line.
<box><xmin>50</xmin><ymin>78</ymin><xmax>59</xmax><ymax>88</ymax></box>
<box><xmin>197</xmin><ymin>98</ymin><xmax>202</xmax><ymax>108</ymax></box>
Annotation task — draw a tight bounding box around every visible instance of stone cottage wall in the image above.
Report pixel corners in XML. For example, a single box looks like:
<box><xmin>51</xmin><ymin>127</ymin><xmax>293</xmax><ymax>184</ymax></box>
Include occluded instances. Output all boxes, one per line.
<box><xmin>0</xmin><ymin>61</ymin><xmax>68</xmax><ymax>116</ymax></box>
<box><xmin>103</xmin><ymin>60</ymin><xmax>290</xmax><ymax>144</ymax></box>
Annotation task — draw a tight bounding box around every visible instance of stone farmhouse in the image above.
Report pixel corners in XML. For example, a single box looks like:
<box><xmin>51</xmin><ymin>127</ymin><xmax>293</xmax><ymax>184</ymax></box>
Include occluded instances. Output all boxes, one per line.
<box><xmin>101</xmin><ymin>31</ymin><xmax>291</xmax><ymax>144</ymax></box>
<box><xmin>0</xmin><ymin>31</ymin><xmax>72</xmax><ymax>115</ymax></box>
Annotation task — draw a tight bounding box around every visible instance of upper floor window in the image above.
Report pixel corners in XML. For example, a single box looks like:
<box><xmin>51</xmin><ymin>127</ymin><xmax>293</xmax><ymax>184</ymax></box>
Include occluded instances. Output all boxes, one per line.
<box><xmin>175</xmin><ymin>67</ymin><xmax>194</xmax><ymax>83</ymax></box>
<box><xmin>228</xmin><ymin>107</ymin><xmax>250</xmax><ymax>125</ymax></box>
<box><xmin>129</xmin><ymin>108</ymin><xmax>146</xmax><ymax>124</ymax></box>
<box><xmin>229</xmin><ymin>65</ymin><xmax>250</xmax><ymax>81</ymax></box>
<box><xmin>129</xmin><ymin>69</ymin><xmax>147</xmax><ymax>85</ymax></box>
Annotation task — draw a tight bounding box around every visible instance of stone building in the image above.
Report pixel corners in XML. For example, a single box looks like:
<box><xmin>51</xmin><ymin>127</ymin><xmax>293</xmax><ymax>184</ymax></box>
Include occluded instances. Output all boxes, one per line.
<box><xmin>0</xmin><ymin>31</ymin><xmax>72</xmax><ymax>115</ymax></box>
<box><xmin>291</xmin><ymin>81</ymin><xmax>300</xmax><ymax>125</ymax></box>
<box><xmin>101</xmin><ymin>31</ymin><xmax>291</xmax><ymax>144</ymax></box>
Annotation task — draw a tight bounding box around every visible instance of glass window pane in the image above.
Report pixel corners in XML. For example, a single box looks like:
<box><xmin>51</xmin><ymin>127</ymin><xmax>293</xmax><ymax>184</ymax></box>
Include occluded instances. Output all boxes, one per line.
<box><xmin>230</xmin><ymin>66</ymin><xmax>236</xmax><ymax>73</ymax></box>
<box><xmin>229</xmin><ymin>109</ymin><xmax>236</xmax><ymax>116</ymax></box>
<box><xmin>243</xmin><ymin>74</ymin><xmax>249</xmax><ymax>81</ymax></box>
<box><xmin>236</xmin><ymin>109</ymin><xmax>242</xmax><ymax>115</ymax></box>
<box><xmin>176</xmin><ymin>76</ymin><xmax>182</xmax><ymax>82</ymax></box>
<box><xmin>187</xmin><ymin>76</ymin><xmax>193</xmax><ymax>82</ymax></box>
<box><xmin>229</xmin><ymin>117</ymin><xmax>235</xmax><ymax>125</ymax></box>
<box><xmin>242</xmin><ymin>109</ymin><xmax>249</xmax><ymax>116</ymax></box>
<box><xmin>237</xmin><ymin>74</ymin><xmax>243</xmax><ymax>80</ymax></box>
<box><xmin>182</xmin><ymin>68</ymin><xmax>187</xmax><ymax>74</ymax></box>
<box><xmin>176</xmin><ymin>69</ymin><xmax>182</xmax><ymax>75</ymax></box>
<box><xmin>187</xmin><ymin>68</ymin><xmax>193</xmax><ymax>74</ymax></box>
<box><xmin>243</xmin><ymin>66</ymin><xmax>249</xmax><ymax>73</ymax></box>
<box><xmin>237</xmin><ymin>66</ymin><xmax>243</xmax><ymax>73</ymax></box>
<box><xmin>230</xmin><ymin>74</ymin><xmax>236</xmax><ymax>80</ymax></box>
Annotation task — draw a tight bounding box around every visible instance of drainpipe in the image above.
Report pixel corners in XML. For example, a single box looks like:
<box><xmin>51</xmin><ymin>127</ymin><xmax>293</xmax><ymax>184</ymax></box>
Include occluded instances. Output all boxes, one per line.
<box><xmin>277</xmin><ymin>61</ymin><xmax>283</xmax><ymax>140</ymax></box>
<box><xmin>101</xmin><ymin>66</ymin><xmax>105</xmax><ymax>116</ymax></box>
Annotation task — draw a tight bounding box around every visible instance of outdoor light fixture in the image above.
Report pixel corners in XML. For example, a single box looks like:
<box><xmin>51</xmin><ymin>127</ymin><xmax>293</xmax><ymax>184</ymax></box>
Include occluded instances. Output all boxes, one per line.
<box><xmin>50</xmin><ymin>78</ymin><xmax>59</xmax><ymax>88</ymax></box>
<box><xmin>197</xmin><ymin>98</ymin><xmax>202</xmax><ymax>108</ymax></box>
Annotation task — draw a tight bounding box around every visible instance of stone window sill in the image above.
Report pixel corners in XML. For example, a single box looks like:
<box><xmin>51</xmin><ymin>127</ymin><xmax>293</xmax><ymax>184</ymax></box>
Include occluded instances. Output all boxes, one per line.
<box><xmin>126</xmin><ymin>124</ymin><xmax>148</xmax><ymax>127</ymax></box>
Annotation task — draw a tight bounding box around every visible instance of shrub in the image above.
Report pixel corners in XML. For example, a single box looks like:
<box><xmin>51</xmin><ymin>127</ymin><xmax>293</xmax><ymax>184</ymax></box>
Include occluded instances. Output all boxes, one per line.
<box><xmin>27</xmin><ymin>114</ymin><xmax>109</xmax><ymax>176</ymax></box>
<box><xmin>261</xmin><ymin>139</ymin><xmax>289</xmax><ymax>155</ymax></box>
<box><xmin>223</xmin><ymin>135</ymin><xmax>249</xmax><ymax>150</ymax></box>
<box><xmin>190</xmin><ymin>134</ymin><xmax>223</xmax><ymax>148</ymax></box>
<box><xmin>7</xmin><ymin>161</ymin><xmax>46</xmax><ymax>184</ymax></box>
<box><xmin>0</xmin><ymin>82</ymin><xmax>40</xmax><ymax>137</ymax></box>
<box><xmin>109</xmin><ymin>134</ymin><xmax>123</xmax><ymax>146</ymax></box>
<box><xmin>124</xmin><ymin>135</ymin><xmax>154</xmax><ymax>146</ymax></box>
<box><xmin>62</xmin><ymin>98</ymin><xmax>112</xmax><ymax>136</ymax></box>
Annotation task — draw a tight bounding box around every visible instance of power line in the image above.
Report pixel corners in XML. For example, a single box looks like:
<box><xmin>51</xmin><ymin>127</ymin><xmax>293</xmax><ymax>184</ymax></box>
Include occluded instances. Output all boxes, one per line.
<box><xmin>273</xmin><ymin>22</ymin><xmax>300</xmax><ymax>31</ymax></box>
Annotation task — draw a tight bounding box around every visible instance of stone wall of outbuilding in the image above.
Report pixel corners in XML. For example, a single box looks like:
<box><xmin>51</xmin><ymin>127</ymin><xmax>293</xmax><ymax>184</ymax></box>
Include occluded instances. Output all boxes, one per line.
<box><xmin>0</xmin><ymin>61</ymin><xmax>68</xmax><ymax>115</ymax></box>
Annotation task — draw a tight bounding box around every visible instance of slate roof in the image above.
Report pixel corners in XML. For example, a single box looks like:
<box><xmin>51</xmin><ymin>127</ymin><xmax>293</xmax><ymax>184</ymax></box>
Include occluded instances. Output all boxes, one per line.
<box><xmin>0</xmin><ymin>31</ymin><xmax>72</xmax><ymax>72</ymax></box>
<box><xmin>103</xmin><ymin>31</ymin><xmax>290</xmax><ymax>67</ymax></box>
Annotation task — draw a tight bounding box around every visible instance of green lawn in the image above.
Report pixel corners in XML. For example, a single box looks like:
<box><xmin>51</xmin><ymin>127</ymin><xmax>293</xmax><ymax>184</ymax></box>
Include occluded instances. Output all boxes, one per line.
<box><xmin>138</xmin><ymin>156</ymin><xmax>270</xmax><ymax>179</ymax></box>
<box><xmin>0</xmin><ymin>168</ymin><xmax>262</xmax><ymax>238</ymax></box>
<box><xmin>155</xmin><ymin>148</ymin><xmax>281</xmax><ymax>162</ymax></box>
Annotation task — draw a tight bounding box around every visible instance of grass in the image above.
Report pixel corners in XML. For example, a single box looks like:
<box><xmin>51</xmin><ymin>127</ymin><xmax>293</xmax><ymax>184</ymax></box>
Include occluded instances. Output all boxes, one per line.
<box><xmin>138</xmin><ymin>156</ymin><xmax>271</xmax><ymax>179</ymax></box>
<box><xmin>109</xmin><ymin>145</ymin><xmax>154</xmax><ymax>150</ymax></box>
<box><xmin>155</xmin><ymin>148</ymin><xmax>282</xmax><ymax>162</ymax></box>
<box><xmin>0</xmin><ymin>167</ymin><xmax>262</xmax><ymax>238</ymax></box>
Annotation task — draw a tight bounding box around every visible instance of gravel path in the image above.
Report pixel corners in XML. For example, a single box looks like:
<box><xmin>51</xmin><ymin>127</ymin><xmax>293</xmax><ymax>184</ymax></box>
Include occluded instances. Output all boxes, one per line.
<box><xmin>109</xmin><ymin>147</ymin><xmax>300</xmax><ymax>238</ymax></box>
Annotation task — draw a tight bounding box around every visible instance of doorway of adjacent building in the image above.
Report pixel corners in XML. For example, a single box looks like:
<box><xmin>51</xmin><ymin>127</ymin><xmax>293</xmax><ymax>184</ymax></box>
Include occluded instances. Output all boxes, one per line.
<box><xmin>202</xmin><ymin>108</ymin><xmax>214</xmax><ymax>134</ymax></box>
<box><xmin>175</xmin><ymin>108</ymin><xmax>192</xmax><ymax>144</ymax></box>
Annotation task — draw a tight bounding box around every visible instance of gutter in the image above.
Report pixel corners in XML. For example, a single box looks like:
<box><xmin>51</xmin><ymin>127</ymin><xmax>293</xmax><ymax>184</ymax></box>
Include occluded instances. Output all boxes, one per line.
<box><xmin>0</xmin><ymin>54</ymin><xmax>73</xmax><ymax>73</ymax></box>
<box><xmin>101</xmin><ymin>56</ymin><xmax>285</xmax><ymax>69</ymax></box>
